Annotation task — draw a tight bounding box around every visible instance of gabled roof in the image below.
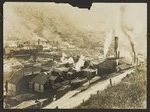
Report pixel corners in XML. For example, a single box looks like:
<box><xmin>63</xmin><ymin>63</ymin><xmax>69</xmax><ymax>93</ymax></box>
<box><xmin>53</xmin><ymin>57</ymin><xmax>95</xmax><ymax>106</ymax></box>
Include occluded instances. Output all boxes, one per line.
<box><xmin>49</xmin><ymin>75</ymin><xmax>58</xmax><ymax>81</ymax></box>
<box><xmin>8</xmin><ymin>71</ymin><xmax>24</xmax><ymax>84</ymax></box>
<box><xmin>31</xmin><ymin>73</ymin><xmax>50</xmax><ymax>85</ymax></box>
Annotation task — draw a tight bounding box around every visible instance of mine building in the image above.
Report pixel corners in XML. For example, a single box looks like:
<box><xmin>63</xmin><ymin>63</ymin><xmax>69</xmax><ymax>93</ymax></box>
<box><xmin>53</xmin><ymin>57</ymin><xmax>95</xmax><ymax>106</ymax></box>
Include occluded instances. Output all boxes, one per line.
<box><xmin>96</xmin><ymin>36</ymin><xmax>134</xmax><ymax>76</ymax></box>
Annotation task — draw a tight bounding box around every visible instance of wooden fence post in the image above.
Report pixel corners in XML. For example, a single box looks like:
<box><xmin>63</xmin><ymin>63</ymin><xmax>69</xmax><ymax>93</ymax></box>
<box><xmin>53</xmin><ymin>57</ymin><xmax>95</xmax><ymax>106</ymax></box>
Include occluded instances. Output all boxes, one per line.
<box><xmin>110</xmin><ymin>79</ymin><xmax>113</xmax><ymax>87</ymax></box>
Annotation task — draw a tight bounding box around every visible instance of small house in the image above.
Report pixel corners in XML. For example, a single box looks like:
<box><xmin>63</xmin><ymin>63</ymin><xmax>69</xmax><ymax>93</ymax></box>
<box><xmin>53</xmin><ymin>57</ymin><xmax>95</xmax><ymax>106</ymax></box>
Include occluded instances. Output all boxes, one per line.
<box><xmin>30</xmin><ymin>72</ymin><xmax>51</xmax><ymax>93</ymax></box>
<box><xmin>7</xmin><ymin>71</ymin><xmax>36</xmax><ymax>96</ymax></box>
<box><xmin>7</xmin><ymin>72</ymin><xmax>24</xmax><ymax>96</ymax></box>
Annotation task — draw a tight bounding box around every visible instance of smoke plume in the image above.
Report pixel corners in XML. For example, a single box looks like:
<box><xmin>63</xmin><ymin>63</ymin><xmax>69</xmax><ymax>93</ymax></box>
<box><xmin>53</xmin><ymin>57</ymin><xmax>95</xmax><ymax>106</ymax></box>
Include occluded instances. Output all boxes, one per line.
<box><xmin>120</xmin><ymin>5</ymin><xmax>136</xmax><ymax>60</ymax></box>
<box><xmin>103</xmin><ymin>30</ymin><xmax>113</xmax><ymax>58</ymax></box>
<box><xmin>75</xmin><ymin>55</ymin><xmax>85</xmax><ymax>72</ymax></box>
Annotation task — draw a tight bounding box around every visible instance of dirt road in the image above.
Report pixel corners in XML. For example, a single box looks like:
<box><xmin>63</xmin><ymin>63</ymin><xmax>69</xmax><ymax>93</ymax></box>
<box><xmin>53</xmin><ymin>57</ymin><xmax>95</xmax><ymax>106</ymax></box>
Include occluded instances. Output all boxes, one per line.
<box><xmin>43</xmin><ymin>69</ymin><xmax>134</xmax><ymax>109</ymax></box>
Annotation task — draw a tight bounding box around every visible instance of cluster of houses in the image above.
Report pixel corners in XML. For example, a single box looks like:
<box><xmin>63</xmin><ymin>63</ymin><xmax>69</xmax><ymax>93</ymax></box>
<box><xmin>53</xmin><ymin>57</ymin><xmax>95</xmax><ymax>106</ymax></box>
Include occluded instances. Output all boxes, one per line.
<box><xmin>6</xmin><ymin>54</ymin><xmax>99</xmax><ymax>96</ymax></box>
<box><xmin>6</xmin><ymin>49</ymin><xmax>134</xmax><ymax>97</ymax></box>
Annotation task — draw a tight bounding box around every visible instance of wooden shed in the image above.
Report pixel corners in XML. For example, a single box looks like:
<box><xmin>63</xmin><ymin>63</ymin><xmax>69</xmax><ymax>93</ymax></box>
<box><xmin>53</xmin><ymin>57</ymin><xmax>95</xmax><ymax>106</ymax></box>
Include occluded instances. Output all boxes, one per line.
<box><xmin>31</xmin><ymin>73</ymin><xmax>51</xmax><ymax>93</ymax></box>
<box><xmin>7</xmin><ymin>73</ymin><xmax>24</xmax><ymax>96</ymax></box>
<box><xmin>7</xmin><ymin>71</ymin><xmax>36</xmax><ymax>96</ymax></box>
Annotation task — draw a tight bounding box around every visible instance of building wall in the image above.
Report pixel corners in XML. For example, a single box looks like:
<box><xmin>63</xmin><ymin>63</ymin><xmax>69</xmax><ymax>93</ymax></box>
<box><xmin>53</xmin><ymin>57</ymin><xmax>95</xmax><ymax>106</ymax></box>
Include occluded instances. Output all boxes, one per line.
<box><xmin>34</xmin><ymin>83</ymin><xmax>44</xmax><ymax>93</ymax></box>
<box><xmin>7</xmin><ymin>82</ymin><xmax>16</xmax><ymax>96</ymax></box>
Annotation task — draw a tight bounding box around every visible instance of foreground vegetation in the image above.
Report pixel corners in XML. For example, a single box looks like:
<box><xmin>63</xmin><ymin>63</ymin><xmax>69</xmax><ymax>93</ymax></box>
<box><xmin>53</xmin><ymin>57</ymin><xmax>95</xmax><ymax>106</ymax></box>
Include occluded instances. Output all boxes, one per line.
<box><xmin>76</xmin><ymin>66</ymin><xmax>147</xmax><ymax>109</ymax></box>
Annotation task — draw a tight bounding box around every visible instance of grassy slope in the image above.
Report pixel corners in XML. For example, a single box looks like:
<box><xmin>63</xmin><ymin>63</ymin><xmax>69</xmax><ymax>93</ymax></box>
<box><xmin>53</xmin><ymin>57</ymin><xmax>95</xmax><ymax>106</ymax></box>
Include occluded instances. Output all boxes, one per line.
<box><xmin>76</xmin><ymin>66</ymin><xmax>147</xmax><ymax>109</ymax></box>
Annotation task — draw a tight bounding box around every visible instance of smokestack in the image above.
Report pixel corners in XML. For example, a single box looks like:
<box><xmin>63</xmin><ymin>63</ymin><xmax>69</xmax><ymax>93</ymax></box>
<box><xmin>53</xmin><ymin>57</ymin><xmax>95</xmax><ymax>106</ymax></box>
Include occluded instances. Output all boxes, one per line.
<box><xmin>114</xmin><ymin>36</ymin><xmax>118</xmax><ymax>58</ymax></box>
<box><xmin>38</xmin><ymin>39</ymin><xmax>40</xmax><ymax>45</ymax></box>
<box><xmin>117</xmin><ymin>51</ymin><xmax>120</xmax><ymax>58</ymax></box>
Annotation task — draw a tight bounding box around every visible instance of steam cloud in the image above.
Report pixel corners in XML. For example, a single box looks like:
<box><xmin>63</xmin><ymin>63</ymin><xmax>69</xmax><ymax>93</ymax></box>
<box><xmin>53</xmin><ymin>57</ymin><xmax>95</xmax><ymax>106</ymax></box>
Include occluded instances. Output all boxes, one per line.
<box><xmin>103</xmin><ymin>30</ymin><xmax>113</xmax><ymax>58</ymax></box>
<box><xmin>103</xmin><ymin>5</ymin><xmax>137</xmax><ymax>62</ymax></box>
<box><xmin>120</xmin><ymin>5</ymin><xmax>136</xmax><ymax>61</ymax></box>
<box><xmin>75</xmin><ymin>55</ymin><xmax>85</xmax><ymax>72</ymax></box>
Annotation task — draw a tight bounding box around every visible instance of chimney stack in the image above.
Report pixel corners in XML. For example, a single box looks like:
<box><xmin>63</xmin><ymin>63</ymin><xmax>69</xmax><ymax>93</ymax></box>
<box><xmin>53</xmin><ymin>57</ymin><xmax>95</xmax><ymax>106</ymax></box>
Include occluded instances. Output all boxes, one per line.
<box><xmin>117</xmin><ymin>51</ymin><xmax>120</xmax><ymax>59</ymax></box>
<box><xmin>114</xmin><ymin>36</ymin><xmax>118</xmax><ymax>58</ymax></box>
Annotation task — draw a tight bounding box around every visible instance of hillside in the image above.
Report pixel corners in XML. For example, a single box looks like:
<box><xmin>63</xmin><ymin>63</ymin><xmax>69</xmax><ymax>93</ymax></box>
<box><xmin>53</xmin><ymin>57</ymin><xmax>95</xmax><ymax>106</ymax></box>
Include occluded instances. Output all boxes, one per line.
<box><xmin>76</xmin><ymin>66</ymin><xmax>147</xmax><ymax>109</ymax></box>
<box><xmin>4</xmin><ymin>3</ymin><xmax>147</xmax><ymax>56</ymax></box>
<box><xmin>4</xmin><ymin>3</ymin><xmax>107</xmax><ymax>54</ymax></box>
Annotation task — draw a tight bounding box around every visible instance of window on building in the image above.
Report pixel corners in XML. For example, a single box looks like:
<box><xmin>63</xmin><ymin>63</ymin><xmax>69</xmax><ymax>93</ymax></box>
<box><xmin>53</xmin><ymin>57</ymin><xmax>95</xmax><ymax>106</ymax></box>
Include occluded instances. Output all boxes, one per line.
<box><xmin>39</xmin><ymin>85</ymin><xmax>41</xmax><ymax>91</ymax></box>
<box><xmin>29</xmin><ymin>82</ymin><xmax>33</xmax><ymax>89</ymax></box>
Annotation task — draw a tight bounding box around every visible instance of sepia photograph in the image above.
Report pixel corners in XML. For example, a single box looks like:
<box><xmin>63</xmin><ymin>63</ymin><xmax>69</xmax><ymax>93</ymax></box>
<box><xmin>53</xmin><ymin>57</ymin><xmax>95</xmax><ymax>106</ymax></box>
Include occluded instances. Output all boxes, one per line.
<box><xmin>3</xmin><ymin>2</ymin><xmax>147</xmax><ymax>109</ymax></box>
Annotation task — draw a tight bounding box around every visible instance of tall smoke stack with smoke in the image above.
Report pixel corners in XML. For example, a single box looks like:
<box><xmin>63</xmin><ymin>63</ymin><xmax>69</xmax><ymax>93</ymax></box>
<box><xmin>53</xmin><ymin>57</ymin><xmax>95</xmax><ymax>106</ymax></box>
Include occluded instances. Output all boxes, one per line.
<box><xmin>119</xmin><ymin>5</ymin><xmax>136</xmax><ymax>64</ymax></box>
<box><xmin>114</xmin><ymin>36</ymin><xmax>119</xmax><ymax>58</ymax></box>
